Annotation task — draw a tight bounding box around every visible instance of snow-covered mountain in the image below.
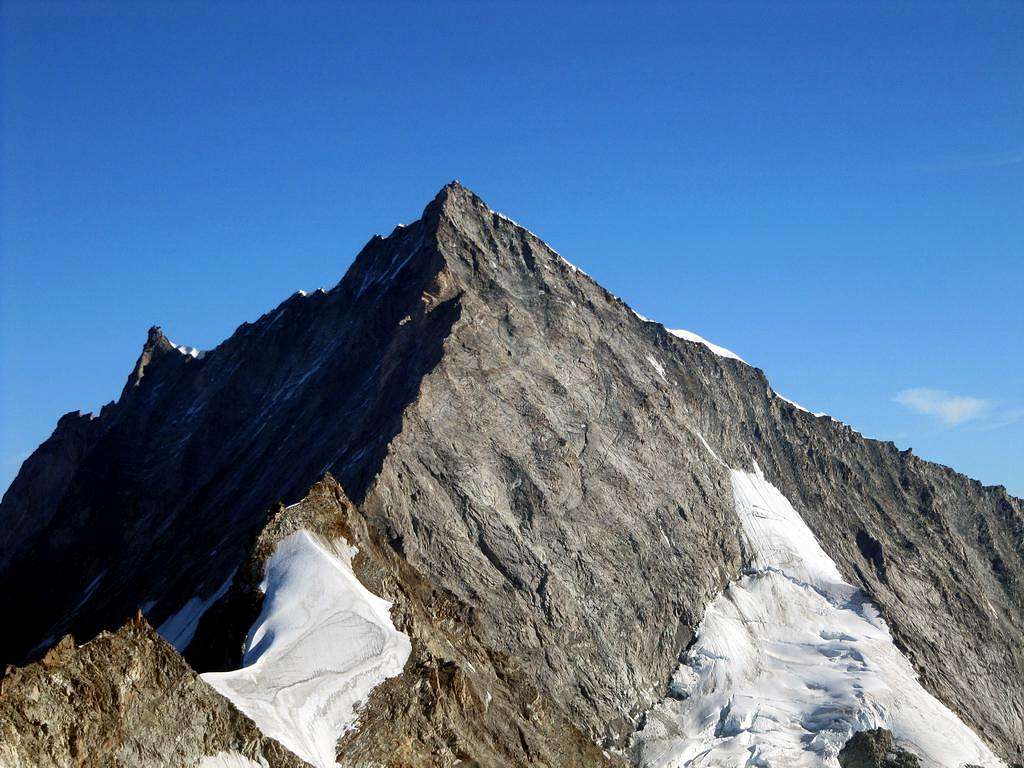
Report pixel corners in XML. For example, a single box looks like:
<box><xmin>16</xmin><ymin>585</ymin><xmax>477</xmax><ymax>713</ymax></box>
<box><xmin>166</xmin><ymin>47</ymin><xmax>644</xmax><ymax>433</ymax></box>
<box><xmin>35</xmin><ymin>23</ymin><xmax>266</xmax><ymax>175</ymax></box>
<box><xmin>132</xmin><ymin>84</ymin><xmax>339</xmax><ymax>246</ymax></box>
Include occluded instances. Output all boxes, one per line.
<box><xmin>1</xmin><ymin>183</ymin><xmax>1021</xmax><ymax>768</ymax></box>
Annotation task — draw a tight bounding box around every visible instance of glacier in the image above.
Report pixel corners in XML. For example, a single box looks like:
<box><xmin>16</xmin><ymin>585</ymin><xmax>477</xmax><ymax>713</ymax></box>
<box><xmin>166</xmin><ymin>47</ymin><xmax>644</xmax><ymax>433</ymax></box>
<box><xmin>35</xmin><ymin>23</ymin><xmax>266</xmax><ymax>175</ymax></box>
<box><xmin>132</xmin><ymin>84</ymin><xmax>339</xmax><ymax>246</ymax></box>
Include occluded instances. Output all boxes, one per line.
<box><xmin>635</xmin><ymin>455</ymin><xmax>1004</xmax><ymax>768</ymax></box>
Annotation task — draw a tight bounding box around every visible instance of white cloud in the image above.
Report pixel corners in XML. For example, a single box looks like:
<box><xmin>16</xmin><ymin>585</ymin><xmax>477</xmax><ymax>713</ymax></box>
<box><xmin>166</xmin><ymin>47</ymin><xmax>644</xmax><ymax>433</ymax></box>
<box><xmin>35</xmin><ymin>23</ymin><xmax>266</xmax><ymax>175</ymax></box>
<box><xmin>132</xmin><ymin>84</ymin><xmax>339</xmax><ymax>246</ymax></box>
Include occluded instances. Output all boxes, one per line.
<box><xmin>894</xmin><ymin>388</ymin><xmax>991</xmax><ymax>426</ymax></box>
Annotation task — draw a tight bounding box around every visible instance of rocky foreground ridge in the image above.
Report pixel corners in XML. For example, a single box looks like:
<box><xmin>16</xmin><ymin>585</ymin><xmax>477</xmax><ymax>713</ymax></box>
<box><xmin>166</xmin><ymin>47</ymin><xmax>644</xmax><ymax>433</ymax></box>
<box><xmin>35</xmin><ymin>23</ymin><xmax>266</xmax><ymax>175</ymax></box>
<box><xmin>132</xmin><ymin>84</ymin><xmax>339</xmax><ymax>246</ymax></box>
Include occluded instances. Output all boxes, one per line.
<box><xmin>0</xmin><ymin>613</ymin><xmax>305</xmax><ymax>768</ymax></box>
<box><xmin>1</xmin><ymin>183</ymin><xmax>1021</xmax><ymax>766</ymax></box>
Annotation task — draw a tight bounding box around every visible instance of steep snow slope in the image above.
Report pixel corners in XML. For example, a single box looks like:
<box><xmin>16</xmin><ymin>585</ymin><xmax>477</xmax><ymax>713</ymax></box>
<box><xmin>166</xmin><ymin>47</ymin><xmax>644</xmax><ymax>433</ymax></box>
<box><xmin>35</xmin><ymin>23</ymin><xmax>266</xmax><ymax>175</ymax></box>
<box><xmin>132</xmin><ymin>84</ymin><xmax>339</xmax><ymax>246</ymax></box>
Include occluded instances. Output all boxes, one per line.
<box><xmin>157</xmin><ymin>572</ymin><xmax>235</xmax><ymax>651</ymax></box>
<box><xmin>202</xmin><ymin>531</ymin><xmax>410</xmax><ymax>768</ymax></box>
<box><xmin>636</xmin><ymin>456</ymin><xmax>1003</xmax><ymax>767</ymax></box>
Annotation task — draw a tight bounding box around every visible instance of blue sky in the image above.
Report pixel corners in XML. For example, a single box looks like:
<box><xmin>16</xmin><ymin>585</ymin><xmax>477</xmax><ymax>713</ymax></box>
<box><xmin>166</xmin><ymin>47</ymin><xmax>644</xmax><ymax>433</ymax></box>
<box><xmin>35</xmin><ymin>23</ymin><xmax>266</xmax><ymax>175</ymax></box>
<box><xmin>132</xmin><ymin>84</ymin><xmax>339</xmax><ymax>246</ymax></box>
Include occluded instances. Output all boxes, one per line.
<box><xmin>1</xmin><ymin>1</ymin><xmax>1021</xmax><ymax>496</ymax></box>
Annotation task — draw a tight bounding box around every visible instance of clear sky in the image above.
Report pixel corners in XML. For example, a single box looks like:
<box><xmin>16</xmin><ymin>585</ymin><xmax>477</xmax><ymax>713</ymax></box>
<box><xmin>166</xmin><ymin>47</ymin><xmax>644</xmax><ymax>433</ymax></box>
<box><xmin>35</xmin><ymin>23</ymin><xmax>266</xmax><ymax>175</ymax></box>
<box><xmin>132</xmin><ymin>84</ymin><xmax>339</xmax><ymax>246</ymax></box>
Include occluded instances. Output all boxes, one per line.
<box><xmin>2</xmin><ymin>1</ymin><xmax>1022</xmax><ymax>497</ymax></box>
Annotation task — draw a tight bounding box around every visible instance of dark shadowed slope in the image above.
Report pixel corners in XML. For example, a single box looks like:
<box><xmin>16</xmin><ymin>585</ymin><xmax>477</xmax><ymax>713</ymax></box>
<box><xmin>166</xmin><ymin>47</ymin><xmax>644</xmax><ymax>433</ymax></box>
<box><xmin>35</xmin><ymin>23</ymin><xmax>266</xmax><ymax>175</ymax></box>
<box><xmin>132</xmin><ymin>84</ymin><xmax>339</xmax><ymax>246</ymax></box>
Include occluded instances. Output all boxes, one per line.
<box><xmin>0</xmin><ymin>193</ymin><xmax>462</xmax><ymax>664</ymax></box>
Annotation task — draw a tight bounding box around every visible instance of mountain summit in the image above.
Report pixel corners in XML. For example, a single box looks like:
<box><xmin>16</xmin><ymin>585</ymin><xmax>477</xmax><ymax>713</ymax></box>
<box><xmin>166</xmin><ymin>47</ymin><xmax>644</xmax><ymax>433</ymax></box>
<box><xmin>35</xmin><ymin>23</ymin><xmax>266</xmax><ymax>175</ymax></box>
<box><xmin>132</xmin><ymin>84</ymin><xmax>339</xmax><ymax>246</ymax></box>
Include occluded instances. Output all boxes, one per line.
<box><xmin>1</xmin><ymin>184</ymin><xmax>1021</xmax><ymax>767</ymax></box>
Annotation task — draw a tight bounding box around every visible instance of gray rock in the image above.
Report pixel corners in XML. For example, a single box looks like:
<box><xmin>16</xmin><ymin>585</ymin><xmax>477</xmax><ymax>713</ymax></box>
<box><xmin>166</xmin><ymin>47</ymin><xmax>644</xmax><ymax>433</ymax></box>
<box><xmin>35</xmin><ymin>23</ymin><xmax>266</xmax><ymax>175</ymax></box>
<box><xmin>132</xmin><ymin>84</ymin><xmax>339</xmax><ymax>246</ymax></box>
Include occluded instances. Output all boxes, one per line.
<box><xmin>838</xmin><ymin>728</ymin><xmax>920</xmax><ymax>768</ymax></box>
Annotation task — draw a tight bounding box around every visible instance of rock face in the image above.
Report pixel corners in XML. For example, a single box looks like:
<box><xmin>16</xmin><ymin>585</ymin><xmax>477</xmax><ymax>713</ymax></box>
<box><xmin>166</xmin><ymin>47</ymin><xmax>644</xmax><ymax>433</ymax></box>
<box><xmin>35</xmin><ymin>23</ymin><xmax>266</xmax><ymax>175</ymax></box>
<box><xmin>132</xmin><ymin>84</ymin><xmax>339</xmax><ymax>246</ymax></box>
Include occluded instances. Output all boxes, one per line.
<box><xmin>0</xmin><ymin>613</ymin><xmax>306</xmax><ymax>768</ymax></box>
<box><xmin>217</xmin><ymin>475</ymin><xmax>622</xmax><ymax>768</ymax></box>
<box><xmin>1</xmin><ymin>183</ymin><xmax>1022</xmax><ymax>764</ymax></box>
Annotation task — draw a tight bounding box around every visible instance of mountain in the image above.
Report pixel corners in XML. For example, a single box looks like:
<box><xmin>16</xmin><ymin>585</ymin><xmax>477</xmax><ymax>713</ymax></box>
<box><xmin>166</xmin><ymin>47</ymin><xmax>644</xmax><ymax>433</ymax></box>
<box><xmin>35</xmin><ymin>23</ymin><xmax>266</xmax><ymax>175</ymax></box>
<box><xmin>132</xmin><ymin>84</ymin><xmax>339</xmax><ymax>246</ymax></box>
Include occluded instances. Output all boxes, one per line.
<box><xmin>1</xmin><ymin>183</ymin><xmax>1021</xmax><ymax>767</ymax></box>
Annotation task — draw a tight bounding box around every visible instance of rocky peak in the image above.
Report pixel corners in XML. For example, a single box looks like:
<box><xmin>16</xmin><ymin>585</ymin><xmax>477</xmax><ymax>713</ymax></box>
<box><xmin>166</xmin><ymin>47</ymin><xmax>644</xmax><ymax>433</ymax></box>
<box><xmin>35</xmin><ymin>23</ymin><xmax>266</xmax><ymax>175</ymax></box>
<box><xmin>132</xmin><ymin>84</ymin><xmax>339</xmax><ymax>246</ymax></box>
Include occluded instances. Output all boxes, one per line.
<box><xmin>425</xmin><ymin>179</ymin><xmax>480</xmax><ymax>215</ymax></box>
<box><xmin>1</xmin><ymin>184</ymin><xmax>1022</xmax><ymax>764</ymax></box>
<box><xmin>343</xmin><ymin>181</ymin><xmax>574</xmax><ymax>302</ymax></box>
<box><xmin>120</xmin><ymin>325</ymin><xmax>178</xmax><ymax>397</ymax></box>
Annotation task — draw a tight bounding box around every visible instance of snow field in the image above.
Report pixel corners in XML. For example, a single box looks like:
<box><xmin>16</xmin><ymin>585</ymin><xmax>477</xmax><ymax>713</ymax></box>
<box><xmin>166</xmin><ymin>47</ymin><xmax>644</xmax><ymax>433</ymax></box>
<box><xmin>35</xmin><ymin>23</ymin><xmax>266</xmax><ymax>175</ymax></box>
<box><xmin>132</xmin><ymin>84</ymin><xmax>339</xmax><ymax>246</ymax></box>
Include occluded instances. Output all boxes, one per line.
<box><xmin>202</xmin><ymin>531</ymin><xmax>411</xmax><ymax>768</ymax></box>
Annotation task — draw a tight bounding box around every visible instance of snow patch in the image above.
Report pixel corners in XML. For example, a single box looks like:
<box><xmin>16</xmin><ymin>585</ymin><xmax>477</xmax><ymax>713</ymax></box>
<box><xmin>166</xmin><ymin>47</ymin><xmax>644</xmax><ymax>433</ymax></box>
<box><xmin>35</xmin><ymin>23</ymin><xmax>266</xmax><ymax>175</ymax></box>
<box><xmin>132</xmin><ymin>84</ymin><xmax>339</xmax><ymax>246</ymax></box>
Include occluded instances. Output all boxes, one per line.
<box><xmin>167</xmin><ymin>339</ymin><xmax>205</xmax><ymax>359</ymax></box>
<box><xmin>165</xmin><ymin>333</ymin><xmax>205</xmax><ymax>360</ymax></box>
<box><xmin>201</xmin><ymin>531</ymin><xmax>411</xmax><ymax>768</ymax></box>
<box><xmin>771</xmin><ymin>387</ymin><xmax>828</xmax><ymax>418</ymax></box>
<box><xmin>646</xmin><ymin>355</ymin><xmax>669</xmax><ymax>382</ymax></box>
<box><xmin>157</xmin><ymin>571</ymin><xmax>234</xmax><ymax>651</ymax></box>
<box><xmin>666</xmin><ymin>328</ymin><xmax>746</xmax><ymax>363</ymax></box>
<box><xmin>636</xmin><ymin>460</ymin><xmax>1004</xmax><ymax>767</ymax></box>
<box><xmin>198</xmin><ymin>752</ymin><xmax>268</xmax><ymax>768</ymax></box>
<box><xmin>776</xmin><ymin>390</ymin><xmax>810</xmax><ymax>412</ymax></box>
<box><xmin>354</xmin><ymin>235</ymin><xmax>424</xmax><ymax>299</ymax></box>
<box><xmin>558</xmin><ymin>254</ymin><xmax>589</xmax><ymax>276</ymax></box>
<box><xmin>175</xmin><ymin>345</ymin><xmax>204</xmax><ymax>359</ymax></box>
<box><xmin>636</xmin><ymin>310</ymin><xmax>833</xmax><ymax>416</ymax></box>
<box><xmin>692</xmin><ymin>428</ymin><xmax>726</xmax><ymax>468</ymax></box>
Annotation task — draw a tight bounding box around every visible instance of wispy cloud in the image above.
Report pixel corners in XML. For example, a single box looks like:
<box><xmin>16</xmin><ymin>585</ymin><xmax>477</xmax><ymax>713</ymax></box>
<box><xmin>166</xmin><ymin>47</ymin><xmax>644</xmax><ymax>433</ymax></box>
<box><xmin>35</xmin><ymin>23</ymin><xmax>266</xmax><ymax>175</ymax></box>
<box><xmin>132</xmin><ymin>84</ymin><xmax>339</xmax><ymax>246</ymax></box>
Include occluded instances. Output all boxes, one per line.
<box><xmin>985</xmin><ymin>406</ymin><xmax>1024</xmax><ymax>430</ymax></box>
<box><xmin>894</xmin><ymin>388</ymin><xmax>991</xmax><ymax>426</ymax></box>
<box><xmin>922</xmin><ymin>148</ymin><xmax>1024</xmax><ymax>174</ymax></box>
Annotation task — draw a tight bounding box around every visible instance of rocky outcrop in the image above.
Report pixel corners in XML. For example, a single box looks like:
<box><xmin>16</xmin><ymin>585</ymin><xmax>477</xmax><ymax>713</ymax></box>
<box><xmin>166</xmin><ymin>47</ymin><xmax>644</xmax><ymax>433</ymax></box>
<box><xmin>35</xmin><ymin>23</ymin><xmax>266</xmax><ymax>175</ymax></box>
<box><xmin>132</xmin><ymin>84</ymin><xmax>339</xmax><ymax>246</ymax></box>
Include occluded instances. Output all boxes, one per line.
<box><xmin>0</xmin><ymin>613</ymin><xmax>306</xmax><ymax>768</ymax></box>
<box><xmin>1</xmin><ymin>183</ymin><xmax>1021</xmax><ymax>763</ymax></box>
<box><xmin>838</xmin><ymin>729</ymin><xmax>920</xmax><ymax>768</ymax></box>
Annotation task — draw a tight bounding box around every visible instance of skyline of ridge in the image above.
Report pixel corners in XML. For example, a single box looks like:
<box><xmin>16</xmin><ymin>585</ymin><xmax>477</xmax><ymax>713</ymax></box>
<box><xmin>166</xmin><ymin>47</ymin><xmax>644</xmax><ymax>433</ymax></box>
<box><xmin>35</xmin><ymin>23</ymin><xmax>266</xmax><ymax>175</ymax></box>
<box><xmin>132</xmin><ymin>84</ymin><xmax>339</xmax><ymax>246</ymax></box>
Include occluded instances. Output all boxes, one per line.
<box><xmin>2</xmin><ymin>2</ymin><xmax>1021</xmax><ymax>496</ymax></box>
